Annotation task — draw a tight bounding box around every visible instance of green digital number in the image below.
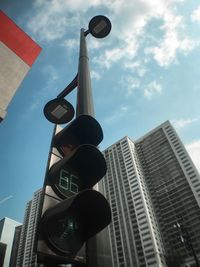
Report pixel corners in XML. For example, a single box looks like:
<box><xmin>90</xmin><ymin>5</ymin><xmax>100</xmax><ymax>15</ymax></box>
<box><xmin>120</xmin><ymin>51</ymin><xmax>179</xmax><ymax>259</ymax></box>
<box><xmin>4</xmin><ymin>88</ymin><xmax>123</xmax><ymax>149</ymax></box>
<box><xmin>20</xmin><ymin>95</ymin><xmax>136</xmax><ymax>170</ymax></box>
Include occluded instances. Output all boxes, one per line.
<box><xmin>70</xmin><ymin>174</ymin><xmax>79</xmax><ymax>193</ymax></box>
<box><xmin>59</xmin><ymin>169</ymin><xmax>79</xmax><ymax>194</ymax></box>
<box><xmin>59</xmin><ymin>169</ymin><xmax>70</xmax><ymax>191</ymax></box>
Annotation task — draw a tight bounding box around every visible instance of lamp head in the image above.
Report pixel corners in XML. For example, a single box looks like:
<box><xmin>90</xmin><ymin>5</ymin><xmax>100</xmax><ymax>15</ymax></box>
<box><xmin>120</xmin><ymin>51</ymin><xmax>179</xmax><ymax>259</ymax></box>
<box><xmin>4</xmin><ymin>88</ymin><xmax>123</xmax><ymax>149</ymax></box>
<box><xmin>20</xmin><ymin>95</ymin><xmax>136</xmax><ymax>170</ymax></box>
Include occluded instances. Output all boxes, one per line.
<box><xmin>88</xmin><ymin>15</ymin><xmax>111</xmax><ymax>38</ymax></box>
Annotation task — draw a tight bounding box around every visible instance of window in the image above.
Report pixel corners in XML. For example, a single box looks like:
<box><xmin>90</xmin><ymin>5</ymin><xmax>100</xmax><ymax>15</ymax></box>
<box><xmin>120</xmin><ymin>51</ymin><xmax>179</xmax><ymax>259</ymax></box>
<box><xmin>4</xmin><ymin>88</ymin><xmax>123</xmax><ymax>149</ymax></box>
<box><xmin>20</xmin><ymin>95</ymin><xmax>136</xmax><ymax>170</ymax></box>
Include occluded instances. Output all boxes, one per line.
<box><xmin>146</xmin><ymin>254</ymin><xmax>155</xmax><ymax>260</ymax></box>
<box><xmin>140</xmin><ymin>225</ymin><xmax>149</xmax><ymax>231</ymax></box>
<box><xmin>144</xmin><ymin>242</ymin><xmax>152</xmax><ymax>248</ymax></box>
<box><xmin>148</xmin><ymin>260</ymin><xmax>157</xmax><ymax>265</ymax></box>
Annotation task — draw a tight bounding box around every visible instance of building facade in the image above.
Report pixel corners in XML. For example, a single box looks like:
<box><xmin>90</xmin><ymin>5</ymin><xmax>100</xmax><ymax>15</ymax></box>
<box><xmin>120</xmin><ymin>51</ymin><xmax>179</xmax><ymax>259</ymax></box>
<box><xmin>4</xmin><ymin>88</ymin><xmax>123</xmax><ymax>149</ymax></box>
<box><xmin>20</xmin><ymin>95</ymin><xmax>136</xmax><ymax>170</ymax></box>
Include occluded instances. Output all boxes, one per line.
<box><xmin>9</xmin><ymin>225</ymin><xmax>22</xmax><ymax>267</ymax></box>
<box><xmin>101</xmin><ymin>120</ymin><xmax>200</xmax><ymax>267</ymax></box>
<box><xmin>0</xmin><ymin>217</ymin><xmax>21</xmax><ymax>267</ymax></box>
<box><xmin>16</xmin><ymin>189</ymin><xmax>43</xmax><ymax>267</ymax></box>
<box><xmin>0</xmin><ymin>11</ymin><xmax>41</xmax><ymax>121</ymax></box>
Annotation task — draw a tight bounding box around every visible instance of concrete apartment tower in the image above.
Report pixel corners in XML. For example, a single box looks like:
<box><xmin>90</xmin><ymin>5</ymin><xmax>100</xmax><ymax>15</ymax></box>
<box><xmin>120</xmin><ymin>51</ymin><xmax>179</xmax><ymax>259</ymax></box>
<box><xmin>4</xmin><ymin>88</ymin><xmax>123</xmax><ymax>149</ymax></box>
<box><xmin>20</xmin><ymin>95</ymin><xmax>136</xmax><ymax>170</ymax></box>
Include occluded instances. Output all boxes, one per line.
<box><xmin>16</xmin><ymin>189</ymin><xmax>43</xmax><ymax>267</ymax></box>
<box><xmin>101</xmin><ymin>120</ymin><xmax>200</xmax><ymax>267</ymax></box>
<box><xmin>0</xmin><ymin>217</ymin><xmax>21</xmax><ymax>267</ymax></box>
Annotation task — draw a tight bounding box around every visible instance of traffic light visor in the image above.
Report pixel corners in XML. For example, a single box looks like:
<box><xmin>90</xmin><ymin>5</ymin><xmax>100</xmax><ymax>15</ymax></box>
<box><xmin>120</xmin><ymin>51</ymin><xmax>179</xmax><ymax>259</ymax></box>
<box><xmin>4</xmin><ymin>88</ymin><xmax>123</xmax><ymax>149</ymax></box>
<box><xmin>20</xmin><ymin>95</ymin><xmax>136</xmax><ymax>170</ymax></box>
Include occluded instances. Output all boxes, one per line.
<box><xmin>53</xmin><ymin>115</ymin><xmax>103</xmax><ymax>156</ymax></box>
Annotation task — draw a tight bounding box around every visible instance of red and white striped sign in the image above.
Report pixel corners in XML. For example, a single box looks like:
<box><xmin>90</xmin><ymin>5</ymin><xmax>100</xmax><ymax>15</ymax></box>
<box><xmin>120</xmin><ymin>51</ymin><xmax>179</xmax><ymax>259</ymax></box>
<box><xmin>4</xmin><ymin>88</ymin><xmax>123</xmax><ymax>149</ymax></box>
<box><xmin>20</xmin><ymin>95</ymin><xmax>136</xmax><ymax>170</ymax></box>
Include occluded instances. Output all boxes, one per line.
<box><xmin>0</xmin><ymin>10</ymin><xmax>42</xmax><ymax>120</ymax></box>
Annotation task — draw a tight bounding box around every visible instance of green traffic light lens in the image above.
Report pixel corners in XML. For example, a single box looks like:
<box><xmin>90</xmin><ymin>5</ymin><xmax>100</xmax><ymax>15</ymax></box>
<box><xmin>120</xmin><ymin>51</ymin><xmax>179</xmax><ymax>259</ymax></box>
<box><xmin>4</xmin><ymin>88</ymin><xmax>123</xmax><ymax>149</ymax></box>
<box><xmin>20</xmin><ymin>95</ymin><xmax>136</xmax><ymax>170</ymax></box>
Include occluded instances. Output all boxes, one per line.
<box><xmin>46</xmin><ymin>215</ymin><xmax>83</xmax><ymax>256</ymax></box>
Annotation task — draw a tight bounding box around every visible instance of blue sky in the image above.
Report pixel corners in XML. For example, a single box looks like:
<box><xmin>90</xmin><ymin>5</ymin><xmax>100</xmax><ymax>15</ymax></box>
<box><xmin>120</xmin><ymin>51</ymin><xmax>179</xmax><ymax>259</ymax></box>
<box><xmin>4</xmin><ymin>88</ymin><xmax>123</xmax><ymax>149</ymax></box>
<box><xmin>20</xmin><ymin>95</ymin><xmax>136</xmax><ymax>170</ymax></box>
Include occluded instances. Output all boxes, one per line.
<box><xmin>0</xmin><ymin>0</ymin><xmax>200</xmax><ymax>223</ymax></box>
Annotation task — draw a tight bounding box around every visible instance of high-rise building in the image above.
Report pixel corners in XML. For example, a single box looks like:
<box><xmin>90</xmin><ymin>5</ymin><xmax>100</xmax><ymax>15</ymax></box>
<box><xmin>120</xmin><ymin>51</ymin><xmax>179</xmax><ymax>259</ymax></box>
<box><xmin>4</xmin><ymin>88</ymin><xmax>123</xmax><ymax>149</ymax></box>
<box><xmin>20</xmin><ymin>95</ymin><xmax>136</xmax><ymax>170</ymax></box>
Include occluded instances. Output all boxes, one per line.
<box><xmin>16</xmin><ymin>189</ymin><xmax>43</xmax><ymax>267</ymax></box>
<box><xmin>9</xmin><ymin>225</ymin><xmax>22</xmax><ymax>267</ymax></box>
<box><xmin>0</xmin><ymin>217</ymin><xmax>21</xmax><ymax>267</ymax></box>
<box><xmin>101</xmin><ymin>120</ymin><xmax>200</xmax><ymax>267</ymax></box>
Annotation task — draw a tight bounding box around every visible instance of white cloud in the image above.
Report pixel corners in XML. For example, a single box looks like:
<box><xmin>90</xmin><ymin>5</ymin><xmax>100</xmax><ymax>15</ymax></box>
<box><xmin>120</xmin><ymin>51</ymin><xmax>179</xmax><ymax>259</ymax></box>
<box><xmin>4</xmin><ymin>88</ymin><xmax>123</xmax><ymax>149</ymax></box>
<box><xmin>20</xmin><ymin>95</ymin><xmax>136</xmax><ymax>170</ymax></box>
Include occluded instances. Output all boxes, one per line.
<box><xmin>144</xmin><ymin>81</ymin><xmax>162</xmax><ymax>99</ymax></box>
<box><xmin>91</xmin><ymin>70</ymin><xmax>101</xmax><ymax>80</ymax></box>
<box><xmin>120</xmin><ymin>75</ymin><xmax>141</xmax><ymax>96</ymax></box>
<box><xmin>93</xmin><ymin>0</ymin><xmax>198</xmax><ymax>69</ymax></box>
<box><xmin>191</xmin><ymin>6</ymin><xmax>200</xmax><ymax>23</ymax></box>
<box><xmin>0</xmin><ymin>195</ymin><xmax>13</xmax><ymax>205</ymax></box>
<box><xmin>25</xmin><ymin>0</ymin><xmax>199</xmax><ymax>71</ymax></box>
<box><xmin>104</xmin><ymin>105</ymin><xmax>129</xmax><ymax>124</ymax></box>
<box><xmin>62</xmin><ymin>38</ymin><xmax>79</xmax><ymax>50</ymax></box>
<box><xmin>146</xmin><ymin>35</ymin><xmax>197</xmax><ymax>67</ymax></box>
<box><xmin>33</xmin><ymin>0</ymin><xmax>102</xmax><ymax>13</ymax></box>
<box><xmin>92</xmin><ymin>30</ymin><xmax>140</xmax><ymax>70</ymax></box>
<box><xmin>186</xmin><ymin>140</ymin><xmax>200</xmax><ymax>174</ymax></box>
<box><xmin>27</xmin><ymin>0</ymin><xmax>84</xmax><ymax>41</ymax></box>
<box><xmin>119</xmin><ymin>77</ymin><xmax>163</xmax><ymax>99</ymax></box>
<box><xmin>172</xmin><ymin>117</ymin><xmax>199</xmax><ymax>130</ymax></box>
<box><xmin>123</xmin><ymin>61</ymin><xmax>147</xmax><ymax>77</ymax></box>
<box><xmin>88</xmin><ymin>37</ymin><xmax>110</xmax><ymax>50</ymax></box>
<box><xmin>28</xmin><ymin>13</ymin><xmax>76</xmax><ymax>41</ymax></box>
<box><xmin>93</xmin><ymin>47</ymin><xmax>129</xmax><ymax>69</ymax></box>
<box><xmin>145</xmin><ymin>11</ymin><xmax>197</xmax><ymax>67</ymax></box>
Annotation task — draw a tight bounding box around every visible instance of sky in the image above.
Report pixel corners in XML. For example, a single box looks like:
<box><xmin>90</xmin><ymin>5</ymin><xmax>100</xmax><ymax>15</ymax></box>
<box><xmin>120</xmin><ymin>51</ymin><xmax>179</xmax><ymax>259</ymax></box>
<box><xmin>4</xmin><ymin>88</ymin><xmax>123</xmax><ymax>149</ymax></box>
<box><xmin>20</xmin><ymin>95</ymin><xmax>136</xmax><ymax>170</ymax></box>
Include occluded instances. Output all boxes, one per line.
<box><xmin>0</xmin><ymin>0</ymin><xmax>200</xmax><ymax>223</ymax></box>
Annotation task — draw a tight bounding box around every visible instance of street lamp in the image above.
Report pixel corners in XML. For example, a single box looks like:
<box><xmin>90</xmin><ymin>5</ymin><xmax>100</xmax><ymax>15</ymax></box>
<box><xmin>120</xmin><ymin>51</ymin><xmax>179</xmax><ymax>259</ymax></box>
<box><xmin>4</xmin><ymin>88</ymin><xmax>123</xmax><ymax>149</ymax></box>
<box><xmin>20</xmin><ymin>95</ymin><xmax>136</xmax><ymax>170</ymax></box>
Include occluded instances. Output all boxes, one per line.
<box><xmin>43</xmin><ymin>15</ymin><xmax>111</xmax><ymax>123</ymax></box>
<box><xmin>43</xmin><ymin>98</ymin><xmax>75</xmax><ymax>124</ymax></box>
<box><xmin>88</xmin><ymin>15</ymin><xmax>112</xmax><ymax>38</ymax></box>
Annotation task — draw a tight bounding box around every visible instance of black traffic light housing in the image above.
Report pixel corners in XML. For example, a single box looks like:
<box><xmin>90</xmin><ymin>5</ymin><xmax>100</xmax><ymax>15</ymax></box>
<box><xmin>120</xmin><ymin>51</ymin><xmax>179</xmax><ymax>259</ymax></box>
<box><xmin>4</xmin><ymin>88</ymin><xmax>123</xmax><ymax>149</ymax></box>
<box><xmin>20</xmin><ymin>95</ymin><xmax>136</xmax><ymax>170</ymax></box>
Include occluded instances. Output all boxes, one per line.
<box><xmin>53</xmin><ymin>114</ymin><xmax>103</xmax><ymax>153</ymax></box>
<box><xmin>36</xmin><ymin>115</ymin><xmax>111</xmax><ymax>265</ymax></box>
<box><xmin>48</xmin><ymin>144</ymin><xmax>107</xmax><ymax>199</ymax></box>
<box><xmin>41</xmin><ymin>189</ymin><xmax>111</xmax><ymax>257</ymax></box>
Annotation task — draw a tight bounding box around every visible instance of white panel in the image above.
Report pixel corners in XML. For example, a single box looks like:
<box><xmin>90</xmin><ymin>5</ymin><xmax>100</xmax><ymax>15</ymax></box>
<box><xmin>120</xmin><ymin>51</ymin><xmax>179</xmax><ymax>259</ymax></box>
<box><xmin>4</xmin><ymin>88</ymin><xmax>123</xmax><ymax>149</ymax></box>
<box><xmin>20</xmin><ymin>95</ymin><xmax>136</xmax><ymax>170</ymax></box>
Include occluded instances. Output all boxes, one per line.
<box><xmin>0</xmin><ymin>41</ymin><xmax>30</xmax><ymax>112</ymax></box>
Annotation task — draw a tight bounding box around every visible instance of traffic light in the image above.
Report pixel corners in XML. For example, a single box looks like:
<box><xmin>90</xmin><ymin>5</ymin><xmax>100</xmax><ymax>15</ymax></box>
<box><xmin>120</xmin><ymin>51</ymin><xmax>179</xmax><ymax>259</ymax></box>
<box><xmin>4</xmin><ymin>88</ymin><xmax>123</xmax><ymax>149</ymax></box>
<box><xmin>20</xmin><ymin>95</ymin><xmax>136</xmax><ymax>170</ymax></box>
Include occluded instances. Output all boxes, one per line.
<box><xmin>36</xmin><ymin>114</ymin><xmax>111</xmax><ymax>265</ymax></box>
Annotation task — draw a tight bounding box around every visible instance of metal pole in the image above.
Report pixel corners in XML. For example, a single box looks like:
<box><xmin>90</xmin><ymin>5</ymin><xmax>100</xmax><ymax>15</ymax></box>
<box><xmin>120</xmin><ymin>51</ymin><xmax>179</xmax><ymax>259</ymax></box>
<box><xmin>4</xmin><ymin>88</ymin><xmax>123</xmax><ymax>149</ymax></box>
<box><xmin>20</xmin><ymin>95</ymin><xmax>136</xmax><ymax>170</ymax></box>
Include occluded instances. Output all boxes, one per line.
<box><xmin>76</xmin><ymin>28</ymin><xmax>94</xmax><ymax>117</ymax></box>
<box><xmin>57</xmin><ymin>74</ymin><xmax>78</xmax><ymax>99</ymax></box>
<box><xmin>76</xmin><ymin>29</ymin><xmax>96</xmax><ymax>267</ymax></box>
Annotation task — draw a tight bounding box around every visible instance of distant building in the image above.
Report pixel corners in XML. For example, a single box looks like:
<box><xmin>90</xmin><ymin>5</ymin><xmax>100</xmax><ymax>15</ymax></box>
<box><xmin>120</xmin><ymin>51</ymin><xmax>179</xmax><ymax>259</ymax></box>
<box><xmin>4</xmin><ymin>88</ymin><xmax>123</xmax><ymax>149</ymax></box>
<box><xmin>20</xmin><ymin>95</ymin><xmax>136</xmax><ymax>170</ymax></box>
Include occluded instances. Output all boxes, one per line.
<box><xmin>16</xmin><ymin>188</ymin><xmax>74</xmax><ymax>267</ymax></box>
<box><xmin>101</xmin><ymin>120</ymin><xmax>200</xmax><ymax>267</ymax></box>
<box><xmin>0</xmin><ymin>217</ymin><xmax>21</xmax><ymax>267</ymax></box>
<box><xmin>86</xmin><ymin>222</ymin><xmax>113</xmax><ymax>267</ymax></box>
<box><xmin>9</xmin><ymin>225</ymin><xmax>22</xmax><ymax>267</ymax></box>
<box><xmin>0</xmin><ymin>242</ymin><xmax>7</xmax><ymax>267</ymax></box>
<box><xmin>16</xmin><ymin>189</ymin><xmax>43</xmax><ymax>267</ymax></box>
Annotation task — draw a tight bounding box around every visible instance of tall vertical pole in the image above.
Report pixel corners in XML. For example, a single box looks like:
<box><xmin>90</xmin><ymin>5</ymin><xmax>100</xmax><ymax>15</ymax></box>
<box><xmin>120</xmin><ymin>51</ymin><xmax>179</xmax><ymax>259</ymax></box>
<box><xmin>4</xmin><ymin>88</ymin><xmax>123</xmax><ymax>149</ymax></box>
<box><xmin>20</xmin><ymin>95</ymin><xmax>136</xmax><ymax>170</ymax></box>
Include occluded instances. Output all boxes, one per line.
<box><xmin>76</xmin><ymin>28</ymin><xmax>96</xmax><ymax>267</ymax></box>
<box><xmin>76</xmin><ymin>28</ymin><xmax>95</xmax><ymax>117</ymax></box>
<box><xmin>75</xmin><ymin>18</ymin><xmax>112</xmax><ymax>267</ymax></box>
